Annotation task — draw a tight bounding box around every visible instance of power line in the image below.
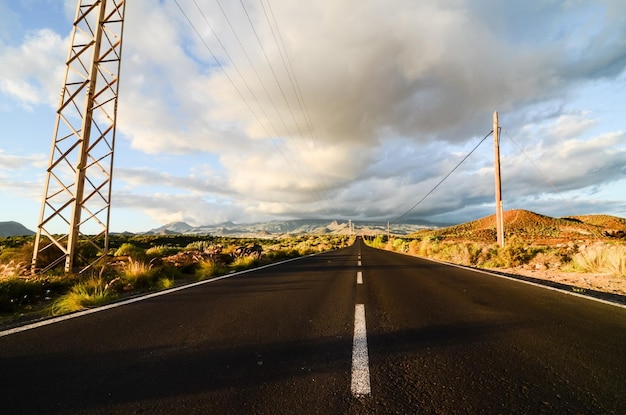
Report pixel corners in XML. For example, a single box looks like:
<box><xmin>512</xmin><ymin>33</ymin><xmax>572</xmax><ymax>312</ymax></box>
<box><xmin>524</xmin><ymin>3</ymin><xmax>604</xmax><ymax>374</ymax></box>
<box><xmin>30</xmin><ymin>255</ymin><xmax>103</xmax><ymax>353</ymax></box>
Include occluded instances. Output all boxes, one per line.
<box><xmin>501</xmin><ymin>128</ymin><xmax>603</xmax><ymax>238</ymax></box>
<box><xmin>258</xmin><ymin>0</ymin><xmax>335</xmax><ymax>194</ymax></box>
<box><xmin>393</xmin><ymin>131</ymin><xmax>493</xmax><ymax>223</ymax></box>
<box><xmin>174</xmin><ymin>0</ymin><xmax>336</xmax><ymax>213</ymax></box>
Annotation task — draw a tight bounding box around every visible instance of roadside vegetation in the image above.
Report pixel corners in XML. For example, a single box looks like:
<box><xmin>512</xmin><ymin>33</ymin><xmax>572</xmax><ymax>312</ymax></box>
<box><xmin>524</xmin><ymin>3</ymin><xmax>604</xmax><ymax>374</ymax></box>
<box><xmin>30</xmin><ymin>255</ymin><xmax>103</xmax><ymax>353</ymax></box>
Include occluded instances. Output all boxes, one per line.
<box><xmin>0</xmin><ymin>234</ymin><xmax>354</xmax><ymax>324</ymax></box>
<box><xmin>365</xmin><ymin>210</ymin><xmax>626</xmax><ymax>280</ymax></box>
<box><xmin>366</xmin><ymin>234</ymin><xmax>625</xmax><ymax>277</ymax></box>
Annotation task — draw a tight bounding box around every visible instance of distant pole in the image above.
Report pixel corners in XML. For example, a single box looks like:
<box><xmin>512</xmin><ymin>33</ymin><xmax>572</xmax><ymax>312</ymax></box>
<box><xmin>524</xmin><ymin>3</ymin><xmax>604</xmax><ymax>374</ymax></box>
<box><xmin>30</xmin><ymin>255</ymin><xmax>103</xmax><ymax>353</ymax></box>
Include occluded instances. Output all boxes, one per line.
<box><xmin>493</xmin><ymin>111</ymin><xmax>505</xmax><ymax>247</ymax></box>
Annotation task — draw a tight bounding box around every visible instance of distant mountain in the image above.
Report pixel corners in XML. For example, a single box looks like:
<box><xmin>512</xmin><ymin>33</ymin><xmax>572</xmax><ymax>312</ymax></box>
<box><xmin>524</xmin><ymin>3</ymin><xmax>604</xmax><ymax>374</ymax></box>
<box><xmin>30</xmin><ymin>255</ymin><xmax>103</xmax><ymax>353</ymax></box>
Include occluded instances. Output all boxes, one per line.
<box><xmin>0</xmin><ymin>221</ymin><xmax>35</xmax><ymax>237</ymax></box>
<box><xmin>148</xmin><ymin>221</ymin><xmax>194</xmax><ymax>234</ymax></box>
<box><xmin>147</xmin><ymin>219</ymin><xmax>436</xmax><ymax>237</ymax></box>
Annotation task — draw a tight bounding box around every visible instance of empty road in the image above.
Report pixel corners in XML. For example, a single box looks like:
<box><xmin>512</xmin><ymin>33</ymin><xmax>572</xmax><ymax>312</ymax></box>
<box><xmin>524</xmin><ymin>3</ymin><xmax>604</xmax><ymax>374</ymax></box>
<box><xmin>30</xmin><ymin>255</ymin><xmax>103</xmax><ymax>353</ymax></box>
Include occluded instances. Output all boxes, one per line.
<box><xmin>1</xmin><ymin>239</ymin><xmax>625</xmax><ymax>414</ymax></box>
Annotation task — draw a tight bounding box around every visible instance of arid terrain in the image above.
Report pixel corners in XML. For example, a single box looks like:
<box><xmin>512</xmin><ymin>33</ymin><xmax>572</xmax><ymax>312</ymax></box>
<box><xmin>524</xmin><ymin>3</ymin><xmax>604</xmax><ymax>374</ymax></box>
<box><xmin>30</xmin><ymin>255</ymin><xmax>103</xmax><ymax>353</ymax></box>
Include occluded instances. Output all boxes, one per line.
<box><xmin>405</xmin><ymin>209</ymin><xmax>626</xmax><ymax>298</ymax></box>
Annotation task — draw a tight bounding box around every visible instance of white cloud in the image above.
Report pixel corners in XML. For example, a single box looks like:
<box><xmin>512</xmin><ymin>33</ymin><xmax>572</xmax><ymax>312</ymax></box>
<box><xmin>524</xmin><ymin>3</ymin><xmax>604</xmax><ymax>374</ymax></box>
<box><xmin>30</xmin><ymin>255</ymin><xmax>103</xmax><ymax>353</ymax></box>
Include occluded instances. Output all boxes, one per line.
<box><xmin>1</xmin><ymin>0</ymin><xmax>626</xmax><ymax>229</ymax></box>
<box><xmin>0</xmin><ymin>28</ymin><xmax>67</xmax><ymax>108</ymax></box>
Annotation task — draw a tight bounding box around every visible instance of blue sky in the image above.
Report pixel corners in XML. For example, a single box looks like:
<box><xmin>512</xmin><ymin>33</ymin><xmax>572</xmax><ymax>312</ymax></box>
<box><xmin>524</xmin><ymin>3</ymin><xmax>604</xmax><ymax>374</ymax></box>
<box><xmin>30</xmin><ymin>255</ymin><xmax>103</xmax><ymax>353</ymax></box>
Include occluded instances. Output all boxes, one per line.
<box><xmin>1</xmin><ymin>0</ymin><xmax>625</xmax><ymax>233</ymax></box>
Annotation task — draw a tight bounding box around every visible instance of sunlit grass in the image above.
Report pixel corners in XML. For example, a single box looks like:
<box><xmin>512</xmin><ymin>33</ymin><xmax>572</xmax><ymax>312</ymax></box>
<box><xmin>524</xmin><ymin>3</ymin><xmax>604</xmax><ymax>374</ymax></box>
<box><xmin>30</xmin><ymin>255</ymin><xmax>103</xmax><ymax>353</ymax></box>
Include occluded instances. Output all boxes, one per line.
<box><xmin>0</xmin><ymin>261</ymin><xmax>28</xmax><ymax>280</ymax></box>
<box><xmin>231</xmin><ymin>255</ymin><xmax>259</xmax><ymax>271</ymax></box>
<box><xmin>567</xmin><ymin>244</ymin><xmax>626</xmax><ymax>276</ymax></box>
<box><xmin>51</xmin><ymin>277</ymin><xmax>114</xmax><ymax>315</ymax></box>
<box><xmin>372</xmin><ymin>236</ymin><xmax>626</xmax><ymax>276</ymax></box>
<box><xmin>195</xmin><ymin>259</ymin><xmax>227</xmax><ymax>280</ymax></box>
<box><xmin>120</xmin><ymin>258</ymin><xmax>157</xmax><ymax>289</ymax></box>
<box><xmin>146</xmin><ymin>245</ymin><xmax>181</xmax><ymax>258</ymax></box>
<box><xmin>156</xmin><ymin>277</ymin><xmax>175</xmax><ymax>289</ymax></box>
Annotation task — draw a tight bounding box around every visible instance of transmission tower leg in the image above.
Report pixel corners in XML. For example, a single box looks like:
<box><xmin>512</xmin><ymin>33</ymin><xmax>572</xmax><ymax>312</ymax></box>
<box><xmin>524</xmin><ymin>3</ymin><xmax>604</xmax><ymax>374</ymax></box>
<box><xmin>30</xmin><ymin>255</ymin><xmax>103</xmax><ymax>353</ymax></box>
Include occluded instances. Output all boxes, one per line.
<box><xmin>31</xmin><ymin>0</ymin><xmax>126</xmax><ymax>275</ymax></box>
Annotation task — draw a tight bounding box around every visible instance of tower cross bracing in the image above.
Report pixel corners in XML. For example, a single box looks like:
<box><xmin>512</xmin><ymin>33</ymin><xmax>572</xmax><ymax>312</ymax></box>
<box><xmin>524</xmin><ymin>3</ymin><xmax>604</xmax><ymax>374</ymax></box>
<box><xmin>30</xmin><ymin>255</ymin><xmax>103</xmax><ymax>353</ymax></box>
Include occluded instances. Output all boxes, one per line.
<box><xmin>32</xmin><ymin>0</ymin><xmax>126</xmax><ymax>274</ymax></box>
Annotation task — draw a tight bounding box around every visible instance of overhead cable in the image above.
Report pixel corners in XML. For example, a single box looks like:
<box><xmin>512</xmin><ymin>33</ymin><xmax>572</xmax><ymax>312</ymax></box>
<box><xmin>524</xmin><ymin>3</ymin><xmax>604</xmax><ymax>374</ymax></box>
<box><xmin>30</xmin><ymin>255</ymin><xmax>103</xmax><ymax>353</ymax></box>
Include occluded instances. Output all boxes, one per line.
<box><xmin>393</xmin><ymin>131</ymin><xmax>494</xmax><ymax>223</ymax></box>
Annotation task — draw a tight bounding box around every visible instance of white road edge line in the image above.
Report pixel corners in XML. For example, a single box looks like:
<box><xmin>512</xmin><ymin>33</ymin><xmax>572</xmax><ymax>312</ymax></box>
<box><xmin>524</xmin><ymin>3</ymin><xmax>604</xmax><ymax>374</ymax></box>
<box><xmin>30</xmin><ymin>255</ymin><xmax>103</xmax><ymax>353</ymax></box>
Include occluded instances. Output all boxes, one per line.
<box><xmin>357</xmin><ymin>271</ymin><xmax>363</xmax><ymax>285</ymax></box>
<box><xmin>0</xmin><ymin>253</ymin><xmax>321</xmax><ymax>338</ymax></box>
<box><xmin>351</xmin><ymin>303</ymin><xmax>371</xmax><ymax>396</ymax></box>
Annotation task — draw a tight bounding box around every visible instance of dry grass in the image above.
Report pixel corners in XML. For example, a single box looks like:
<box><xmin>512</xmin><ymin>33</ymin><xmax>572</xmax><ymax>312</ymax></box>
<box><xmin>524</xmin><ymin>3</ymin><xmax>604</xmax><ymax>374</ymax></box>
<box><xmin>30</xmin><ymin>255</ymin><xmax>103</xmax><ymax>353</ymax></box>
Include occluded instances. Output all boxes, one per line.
<box><xmin>120</xmin><ymin>258</ymin><xmax>157</xmax><ymax>289</ymax></box>
<box><xmin>0</xmin><ymin>261</ymin><xmax>29</xmax><ymax>280</ymax></box>
<box><xmin>376</xmin><ymin>236</ymin><xmax>626</xmax><ymax>278</ymax></box>
<box><xmin>567</xmin><ymin>244</ymin><xmax>626</xmax><ymax>276</ymax></box>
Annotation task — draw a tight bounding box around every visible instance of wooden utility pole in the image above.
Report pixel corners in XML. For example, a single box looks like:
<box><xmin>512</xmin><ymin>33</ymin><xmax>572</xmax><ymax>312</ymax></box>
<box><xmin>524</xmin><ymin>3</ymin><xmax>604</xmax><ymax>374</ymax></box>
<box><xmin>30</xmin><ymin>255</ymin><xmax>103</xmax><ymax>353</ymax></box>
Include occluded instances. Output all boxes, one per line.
<box><xmin>493</xmin><ymin>111</ymin><xmax>505</xmax><ymax>247</ymax></box>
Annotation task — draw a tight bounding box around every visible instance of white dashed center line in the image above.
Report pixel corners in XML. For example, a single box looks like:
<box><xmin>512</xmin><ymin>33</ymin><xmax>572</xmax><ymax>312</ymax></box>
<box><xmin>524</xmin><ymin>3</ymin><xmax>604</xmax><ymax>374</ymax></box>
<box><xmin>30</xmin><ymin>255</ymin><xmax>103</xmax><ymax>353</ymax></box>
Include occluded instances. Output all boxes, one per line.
<box><xmin>357</xmin><ymin>271</ymin><xmax>363</xmax><ymax>284</ymax></box>
<box><xmin>357</xmin><ymin>260</ymin><xmax>362</xmax><ymax>266</ymax></box>
<box><xmin>351</xmin><ymin>304</ymin><xmax>371</xmax><ymax>396</ymax></box>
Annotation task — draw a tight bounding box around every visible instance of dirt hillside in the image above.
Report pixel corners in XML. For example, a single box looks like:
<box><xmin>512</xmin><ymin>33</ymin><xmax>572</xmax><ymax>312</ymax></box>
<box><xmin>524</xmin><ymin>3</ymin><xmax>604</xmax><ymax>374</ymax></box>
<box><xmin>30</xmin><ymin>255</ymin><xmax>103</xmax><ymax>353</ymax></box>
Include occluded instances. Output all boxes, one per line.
<box><xmin>413</xmin><ymin>209</ymin><xmax>625</xmax><ymax>243</ymax></box>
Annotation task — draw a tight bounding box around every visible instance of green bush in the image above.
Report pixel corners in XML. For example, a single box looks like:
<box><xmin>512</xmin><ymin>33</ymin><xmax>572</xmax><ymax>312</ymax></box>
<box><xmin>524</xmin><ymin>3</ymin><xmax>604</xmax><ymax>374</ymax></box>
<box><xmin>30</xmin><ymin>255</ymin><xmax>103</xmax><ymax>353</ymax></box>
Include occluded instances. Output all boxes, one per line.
<box><xmin>195</xmin><ymin>259</ymin><xmax>227</xmax><ymax>280</ymax></box>
<box><xmin>231</xmin><ymin>255</ymin><xmax>259</xmax><ymax>271</ymax></box>
<box><xmin>114</xmin><ymin>243</ymin><xmax>146</xmax><ymax>259</ymax></box>
<box><xmin>0</xmin><ymin>278</ymin><xmax>41</xmax><ymax>312</ymax></box>
<box><xmin>146</xmin><ymin>245</ymin><xmax>181</xmax><ymax>258</ymax></box>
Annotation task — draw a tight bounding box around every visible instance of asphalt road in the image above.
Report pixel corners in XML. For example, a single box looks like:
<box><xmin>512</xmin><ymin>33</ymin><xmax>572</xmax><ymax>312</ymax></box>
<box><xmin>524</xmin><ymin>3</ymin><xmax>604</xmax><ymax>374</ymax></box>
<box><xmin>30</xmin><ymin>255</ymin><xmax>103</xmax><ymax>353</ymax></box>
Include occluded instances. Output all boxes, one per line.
<box><xmin>1</xmin><ymin>239</ymin><xmax>625</xmax><ymax>414</ymax></box>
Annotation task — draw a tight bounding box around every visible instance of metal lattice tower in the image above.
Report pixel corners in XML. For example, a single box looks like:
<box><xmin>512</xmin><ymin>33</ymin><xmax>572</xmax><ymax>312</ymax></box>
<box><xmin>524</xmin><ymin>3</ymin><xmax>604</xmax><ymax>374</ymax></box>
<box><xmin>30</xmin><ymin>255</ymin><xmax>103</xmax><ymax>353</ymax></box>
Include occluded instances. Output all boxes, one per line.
<box><xmin>32</xmin><ymin>0</ymin><xmax>126</xmax><ymax>274</ymax></box>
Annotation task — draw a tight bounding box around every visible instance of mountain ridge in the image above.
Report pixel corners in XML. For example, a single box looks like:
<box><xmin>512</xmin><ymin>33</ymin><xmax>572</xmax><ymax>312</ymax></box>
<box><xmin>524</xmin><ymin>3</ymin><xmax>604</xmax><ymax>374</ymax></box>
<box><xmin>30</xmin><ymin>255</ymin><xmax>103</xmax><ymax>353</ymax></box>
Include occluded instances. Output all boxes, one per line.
<box><xmin>147</xmin><ymin>218</ymin><xmax>439</xmax><ymax>237</ymax></box>
<box><xmin>0</xmin><ymin>221</ymin><xmax>35</xmax><ymax>237</ymax></box>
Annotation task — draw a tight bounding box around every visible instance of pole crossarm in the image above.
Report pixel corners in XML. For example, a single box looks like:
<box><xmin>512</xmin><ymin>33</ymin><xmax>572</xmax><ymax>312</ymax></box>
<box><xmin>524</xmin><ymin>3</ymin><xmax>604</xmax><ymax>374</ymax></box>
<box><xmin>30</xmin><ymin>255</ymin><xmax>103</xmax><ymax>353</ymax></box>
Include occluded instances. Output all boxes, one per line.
<box><xmin>32</xmin><ymin>0</ymin><xmax>126</xmax><ymax>275</ymax></box>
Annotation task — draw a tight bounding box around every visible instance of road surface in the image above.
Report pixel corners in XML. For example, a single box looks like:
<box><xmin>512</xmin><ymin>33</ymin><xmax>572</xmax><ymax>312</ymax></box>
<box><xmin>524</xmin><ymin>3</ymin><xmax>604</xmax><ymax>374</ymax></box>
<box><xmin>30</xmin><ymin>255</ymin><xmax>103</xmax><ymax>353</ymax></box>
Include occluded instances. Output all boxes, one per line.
<box><xmin>1</xmin><ymin>239</ymin><xmax>625</xmax><ymax>414</ymax></box>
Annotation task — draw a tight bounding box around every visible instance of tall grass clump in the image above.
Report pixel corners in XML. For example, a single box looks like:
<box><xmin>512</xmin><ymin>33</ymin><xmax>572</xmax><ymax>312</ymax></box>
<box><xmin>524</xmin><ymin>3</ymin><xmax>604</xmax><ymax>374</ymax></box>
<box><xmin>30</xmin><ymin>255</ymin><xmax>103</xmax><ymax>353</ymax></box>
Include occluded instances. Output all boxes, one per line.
<box><xmin>146</xmin><ymin>245</ymin><xmax>180</xmax><ymax>258</ymax></box>
<box><xmin>231</xmin><ymin>255</ymin><xmax>259</xmax><ymax>271</ymax></box>
<box><xmin>120</xmin><ymin>258</ymin><xmax>157</xmax><ymax>289</ymax></box>
<box><xmin>52</xmin><ymin>277</ymin><xmax>114</xmax><ymax>315</ymax></box>
<box><xmin>568</xmin><ymin>244</ymin><xmax>626</xmax><ymax>276</ymax></box>
<box><xmin>0</xmin><ymin>261</ymin><xmax>29</xmax><ymax>279</ymax></box>
<box><xmin>195</xmin><ymin>259</ymin><xmax>227</xmax><ymax>280</ymax></box>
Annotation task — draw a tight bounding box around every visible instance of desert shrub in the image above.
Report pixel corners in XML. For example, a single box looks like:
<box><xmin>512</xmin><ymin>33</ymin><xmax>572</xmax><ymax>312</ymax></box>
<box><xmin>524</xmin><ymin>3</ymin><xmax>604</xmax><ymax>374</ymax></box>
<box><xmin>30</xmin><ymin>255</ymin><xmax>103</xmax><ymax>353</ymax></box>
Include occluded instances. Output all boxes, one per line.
<box><xmin>392</xmin><ymin>238</ymin><xmax>408</xmax><ymax>253</ymax></box>
<box><xmin>464</xmin><ymin>243</ymin><xmax>484</xmax><ymax>266</ymax></box>
<box><xmin>369</xmin><ymin>235</ymin><xmax>387</xmax><ymax>249</ymax></box>
<box><xmin>0</xmin><ymin>242</ymin><xmax>34</xmax><ymax>265</ymax></box>
<box><xmin>231</xmin><ymin>255</ymin><xmax>259</xmax><ymax>271</ymax></box>
<box><xmin>113</xmin><ymin>243</ymin><xmax>145</xmax><ymax>259</ymax></box>
<box><xmin>407</xmin><ymin>240</ymin><xmax>420</xmax><ymax>256</ymax></box>
<box><xmin>480</xmin><ymin>245</ymin><xmax>506</xmax><ymax>268</ymax></box>
<box><xmin>146</xmin><ymin>245</ymin><xmax>181</xmax><ymax>258</ymax></box>
<box><xmin>498</xmin><ymin>236</ymin><xmax>538</xmax><ymax>267</ymax></box>
<box><xmin>120</xmin><ymin>258</ymin><xmax>157</xmax><ymax>289</ymax></box>
<box><xmin>195</xmin><ymin>259</ymin><xmax>228</xmax><ymax>280</ymax></box>
<box><xmin>51</xmin><ymin>277</ymin><xmax>115</xmax><ymax>315</ymax></box>
<box><xmin>185</xmin><ymin>240</ymin><xmax>212</xmax><ymax>252</ymax></box>
<box><xmin>156</xmin><ymin>277</ymin><xmax>175</xmax><ymax>290</ymax></box>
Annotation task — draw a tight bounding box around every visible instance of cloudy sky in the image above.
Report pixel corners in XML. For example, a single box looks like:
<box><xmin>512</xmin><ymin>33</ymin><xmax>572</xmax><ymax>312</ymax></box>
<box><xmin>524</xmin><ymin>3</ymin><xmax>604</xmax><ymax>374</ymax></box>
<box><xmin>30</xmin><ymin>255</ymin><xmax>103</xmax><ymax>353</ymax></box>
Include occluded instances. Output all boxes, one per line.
<box><xmin>1</xmin><ymin>0</ymin><xmax>625</xmax><ymax>233</ymax></box>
